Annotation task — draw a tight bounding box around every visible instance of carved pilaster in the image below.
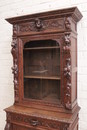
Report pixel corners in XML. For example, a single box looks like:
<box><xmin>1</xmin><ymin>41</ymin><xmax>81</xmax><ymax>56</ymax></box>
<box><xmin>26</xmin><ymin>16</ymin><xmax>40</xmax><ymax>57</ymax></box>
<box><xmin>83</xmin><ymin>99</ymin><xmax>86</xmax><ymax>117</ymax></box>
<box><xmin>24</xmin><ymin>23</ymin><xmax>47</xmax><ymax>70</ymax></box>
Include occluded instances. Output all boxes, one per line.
<box><xmin>11</xmin><ymin>37</ymin><xmax>19</xmax><ymax>103</ymax></box>
<box><xmin>63</xmin><ymin>32</ymin><xmax>72</xmax><ymax>110</ymax></box>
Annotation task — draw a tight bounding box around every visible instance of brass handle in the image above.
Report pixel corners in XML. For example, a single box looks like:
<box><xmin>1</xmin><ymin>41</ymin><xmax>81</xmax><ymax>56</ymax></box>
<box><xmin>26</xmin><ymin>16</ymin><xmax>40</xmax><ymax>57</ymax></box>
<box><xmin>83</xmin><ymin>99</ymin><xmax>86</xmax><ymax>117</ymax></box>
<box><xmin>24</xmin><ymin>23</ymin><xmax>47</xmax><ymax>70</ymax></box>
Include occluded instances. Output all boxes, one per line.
<box><xmin>30</xmin><ymin>119</ymin><xmax>39</xmax><ymax>126</ymax></box>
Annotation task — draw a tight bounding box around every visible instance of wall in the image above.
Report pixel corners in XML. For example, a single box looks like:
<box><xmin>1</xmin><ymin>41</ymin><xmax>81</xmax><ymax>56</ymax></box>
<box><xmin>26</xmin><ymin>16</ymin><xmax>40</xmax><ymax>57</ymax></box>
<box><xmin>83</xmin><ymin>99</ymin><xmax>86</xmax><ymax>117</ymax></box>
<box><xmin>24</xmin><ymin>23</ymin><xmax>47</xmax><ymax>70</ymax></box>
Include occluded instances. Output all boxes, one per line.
<box><xmin>0</xmin><ymin>0</ymin><xmax>87</xmax><ymax>130</ymax></box>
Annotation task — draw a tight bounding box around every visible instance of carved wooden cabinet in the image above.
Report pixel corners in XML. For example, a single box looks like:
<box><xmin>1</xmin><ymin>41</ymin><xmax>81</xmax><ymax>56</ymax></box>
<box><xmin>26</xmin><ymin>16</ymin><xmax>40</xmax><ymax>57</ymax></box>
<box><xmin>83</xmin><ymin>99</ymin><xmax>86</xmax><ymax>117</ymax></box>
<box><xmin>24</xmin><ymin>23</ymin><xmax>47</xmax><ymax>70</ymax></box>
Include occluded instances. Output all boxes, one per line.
<box><xmin>4</xmin><ymin>7</ymin><xmax>82</xmax><ymax>130</ymax></box>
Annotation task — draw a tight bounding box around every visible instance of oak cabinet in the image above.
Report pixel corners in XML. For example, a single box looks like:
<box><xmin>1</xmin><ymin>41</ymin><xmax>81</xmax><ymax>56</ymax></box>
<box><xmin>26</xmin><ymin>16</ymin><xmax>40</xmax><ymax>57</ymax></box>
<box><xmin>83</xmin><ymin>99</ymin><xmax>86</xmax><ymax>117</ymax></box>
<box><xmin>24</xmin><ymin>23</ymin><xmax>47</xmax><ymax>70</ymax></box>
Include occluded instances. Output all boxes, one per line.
<box><xmin>4</xmin><ymin>7</ymin><xmax>82</xmax><ymax>130</ymax></box>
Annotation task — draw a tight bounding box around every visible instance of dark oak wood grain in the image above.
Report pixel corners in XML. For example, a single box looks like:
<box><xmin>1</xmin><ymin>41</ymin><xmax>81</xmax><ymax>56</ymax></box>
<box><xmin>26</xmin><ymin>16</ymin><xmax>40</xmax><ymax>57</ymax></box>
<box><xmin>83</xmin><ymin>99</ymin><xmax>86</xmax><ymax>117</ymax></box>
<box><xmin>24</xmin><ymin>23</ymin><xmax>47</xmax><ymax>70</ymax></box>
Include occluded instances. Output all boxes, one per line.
<box><xmin>4</xmin><ymin>7</ymin><xmax>82</xmax><ymax>130</ymax></box>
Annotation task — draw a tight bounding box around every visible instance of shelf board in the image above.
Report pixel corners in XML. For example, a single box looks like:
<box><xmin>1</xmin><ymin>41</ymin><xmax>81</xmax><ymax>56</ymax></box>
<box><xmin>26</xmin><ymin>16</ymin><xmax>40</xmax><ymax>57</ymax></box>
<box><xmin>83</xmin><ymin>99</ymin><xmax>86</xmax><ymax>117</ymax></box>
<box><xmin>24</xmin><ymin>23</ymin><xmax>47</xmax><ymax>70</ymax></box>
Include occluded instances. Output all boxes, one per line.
<box><xmin>24</xmin><ymin>75</ymin><xmax>60</xmax><ymax>80</ymax></box>
<box><xmin>23</xmin><ymin>46</ymin><xmax>60</xmax><ymax>50</ymax></box>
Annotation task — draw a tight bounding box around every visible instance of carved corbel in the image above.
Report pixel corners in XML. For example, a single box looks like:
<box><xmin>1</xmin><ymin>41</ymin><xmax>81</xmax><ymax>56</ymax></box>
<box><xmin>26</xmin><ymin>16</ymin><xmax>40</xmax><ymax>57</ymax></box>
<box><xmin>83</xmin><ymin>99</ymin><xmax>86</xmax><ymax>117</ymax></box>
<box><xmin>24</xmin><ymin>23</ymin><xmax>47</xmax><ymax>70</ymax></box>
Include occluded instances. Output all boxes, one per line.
<box><xmin>65</xmin><ymin>17</ymin><xmax>71</xmax><ymax>30</ymax></box>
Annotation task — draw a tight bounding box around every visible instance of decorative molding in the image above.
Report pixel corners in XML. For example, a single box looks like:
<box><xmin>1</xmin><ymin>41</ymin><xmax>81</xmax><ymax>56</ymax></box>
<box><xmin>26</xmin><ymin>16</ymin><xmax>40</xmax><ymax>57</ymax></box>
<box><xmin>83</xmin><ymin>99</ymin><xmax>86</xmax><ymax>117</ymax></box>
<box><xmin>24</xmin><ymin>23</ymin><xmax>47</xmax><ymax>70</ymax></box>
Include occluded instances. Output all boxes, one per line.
<box><xmin>11</xmin><ymin>37</ymin><xmax>19</xmax><ymax>103</ymax></box>
<box><xmin>19</xmin><ymin>18</ymin><xmax>64</xmax><ymax>33</ymax></box>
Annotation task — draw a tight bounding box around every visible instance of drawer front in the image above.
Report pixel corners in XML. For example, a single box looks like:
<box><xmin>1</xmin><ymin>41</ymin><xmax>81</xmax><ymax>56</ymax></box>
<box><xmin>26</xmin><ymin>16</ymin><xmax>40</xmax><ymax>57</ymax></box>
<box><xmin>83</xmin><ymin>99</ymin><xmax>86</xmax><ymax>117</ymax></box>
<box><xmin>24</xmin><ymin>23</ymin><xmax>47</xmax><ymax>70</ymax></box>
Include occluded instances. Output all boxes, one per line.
<box><xmin>8</xmin><ymin>113</ymin><xmax>70</xmax><ymax>130</ymax></box>
<box><xmin>11</xmin><ymin>113</ymin><xmax>61</xmax><ymax>130</ymax></box>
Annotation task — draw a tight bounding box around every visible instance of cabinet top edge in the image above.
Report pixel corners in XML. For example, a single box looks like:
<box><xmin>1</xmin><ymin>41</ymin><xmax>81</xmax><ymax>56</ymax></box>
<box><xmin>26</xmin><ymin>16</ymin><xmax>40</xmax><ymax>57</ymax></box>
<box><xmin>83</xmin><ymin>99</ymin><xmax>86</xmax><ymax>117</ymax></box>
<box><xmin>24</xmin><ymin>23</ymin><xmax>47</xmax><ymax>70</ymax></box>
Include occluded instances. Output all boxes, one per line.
<box><xmin>5</xmin><ymin>6</ymin><xmax>83</xmax><ymax>24</ymax></box>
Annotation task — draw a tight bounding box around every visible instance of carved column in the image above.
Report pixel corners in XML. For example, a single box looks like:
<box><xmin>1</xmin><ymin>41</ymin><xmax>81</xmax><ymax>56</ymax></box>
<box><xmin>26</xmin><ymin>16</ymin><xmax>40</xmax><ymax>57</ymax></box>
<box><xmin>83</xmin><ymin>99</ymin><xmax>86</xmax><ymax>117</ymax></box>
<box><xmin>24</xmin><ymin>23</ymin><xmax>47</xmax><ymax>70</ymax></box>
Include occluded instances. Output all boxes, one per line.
<box><xmin>63</xmin><ymin>17</ymin><xmax>72</xmax><ymax>110</ymax></box>
<box><xmin>11</xmin><ymin>29</ymin><xmax>19</xmax><ymax>103</ymax></box>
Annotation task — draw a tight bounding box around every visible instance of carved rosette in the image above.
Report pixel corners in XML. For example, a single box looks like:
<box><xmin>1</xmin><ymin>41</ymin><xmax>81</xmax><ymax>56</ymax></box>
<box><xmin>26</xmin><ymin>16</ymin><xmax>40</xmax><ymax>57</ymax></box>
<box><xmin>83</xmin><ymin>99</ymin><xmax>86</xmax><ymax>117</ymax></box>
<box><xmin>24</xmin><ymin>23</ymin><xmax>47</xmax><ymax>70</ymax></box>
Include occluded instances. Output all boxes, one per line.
<box><xmin>11</xmin><ymin>37</ymin><xmax>19</xmax><ymax>103</ymax></box>
<box><xmin>63</xmin><ymin>32</ymin><xmax>72</xmax><ymax>110</ymax></box>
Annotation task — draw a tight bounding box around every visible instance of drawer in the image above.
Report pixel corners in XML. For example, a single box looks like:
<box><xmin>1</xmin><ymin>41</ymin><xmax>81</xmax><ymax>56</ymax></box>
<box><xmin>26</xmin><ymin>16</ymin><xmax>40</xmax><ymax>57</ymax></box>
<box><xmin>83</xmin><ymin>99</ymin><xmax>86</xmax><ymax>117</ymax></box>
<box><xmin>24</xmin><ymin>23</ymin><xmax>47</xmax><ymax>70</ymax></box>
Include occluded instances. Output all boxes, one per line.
<box><xmin>11</xmin><ymin>113</ymin><xmax>61</xmax><ymax>130</ymax></box>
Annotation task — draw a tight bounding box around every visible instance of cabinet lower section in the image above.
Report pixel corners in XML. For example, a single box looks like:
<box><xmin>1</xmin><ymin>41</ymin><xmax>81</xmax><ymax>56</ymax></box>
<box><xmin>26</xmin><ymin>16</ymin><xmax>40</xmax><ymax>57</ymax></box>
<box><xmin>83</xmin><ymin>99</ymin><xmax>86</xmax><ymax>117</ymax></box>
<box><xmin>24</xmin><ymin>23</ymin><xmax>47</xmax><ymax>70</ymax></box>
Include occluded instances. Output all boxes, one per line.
<box><xmin>4</xmin><ymin>105</ymin><xmax>79</xmax><ymax>130</ymax></box>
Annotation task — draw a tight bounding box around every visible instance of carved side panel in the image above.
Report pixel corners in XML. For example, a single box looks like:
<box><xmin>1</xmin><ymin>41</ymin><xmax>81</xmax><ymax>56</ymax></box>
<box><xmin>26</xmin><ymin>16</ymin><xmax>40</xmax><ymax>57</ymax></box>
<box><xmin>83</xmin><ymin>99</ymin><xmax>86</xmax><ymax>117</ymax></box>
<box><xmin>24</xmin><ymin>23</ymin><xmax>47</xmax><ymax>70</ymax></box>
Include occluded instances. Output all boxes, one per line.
<box><xmin>63</xmin><ymin>32</ymin><xmax>72</xmax><ymax>110</ymax></box>
<box><xmin>11</xmin><ymin>37</ymin><xmax>19</xmax><ymax>103</ymax></box>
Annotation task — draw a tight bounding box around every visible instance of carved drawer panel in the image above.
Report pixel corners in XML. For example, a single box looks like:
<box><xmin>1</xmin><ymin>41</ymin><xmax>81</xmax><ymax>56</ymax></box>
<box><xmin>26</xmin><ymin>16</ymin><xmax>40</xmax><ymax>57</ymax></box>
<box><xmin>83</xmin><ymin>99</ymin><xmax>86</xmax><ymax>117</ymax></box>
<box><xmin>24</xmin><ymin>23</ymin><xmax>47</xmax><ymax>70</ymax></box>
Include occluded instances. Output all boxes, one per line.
<box><xmin>11</xmin><ymin>113</ymin><xmax>67</xmax><ymax>130</ymax></box>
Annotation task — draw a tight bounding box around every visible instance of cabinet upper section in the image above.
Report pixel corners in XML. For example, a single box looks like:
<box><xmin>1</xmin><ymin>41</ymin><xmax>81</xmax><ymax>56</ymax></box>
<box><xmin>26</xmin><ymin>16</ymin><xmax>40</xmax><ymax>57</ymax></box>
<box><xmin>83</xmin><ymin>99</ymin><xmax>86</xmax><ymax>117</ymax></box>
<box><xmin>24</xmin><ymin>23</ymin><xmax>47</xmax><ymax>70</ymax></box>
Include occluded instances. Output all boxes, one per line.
<box><xmin>6</xmin><ymin>7</ymin><xmax>82</xmax><ymax>36</ymax></box>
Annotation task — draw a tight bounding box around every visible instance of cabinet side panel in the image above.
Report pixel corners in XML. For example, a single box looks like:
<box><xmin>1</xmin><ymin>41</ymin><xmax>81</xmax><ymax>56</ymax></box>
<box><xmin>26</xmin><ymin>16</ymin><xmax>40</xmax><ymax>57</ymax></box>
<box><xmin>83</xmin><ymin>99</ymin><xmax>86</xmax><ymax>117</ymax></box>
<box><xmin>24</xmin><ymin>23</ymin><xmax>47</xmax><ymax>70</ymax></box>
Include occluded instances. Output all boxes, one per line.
<box><xmin>71</xmin><ymin>36</ymin><xmax>77</xmax><ymax>104</ymax></box>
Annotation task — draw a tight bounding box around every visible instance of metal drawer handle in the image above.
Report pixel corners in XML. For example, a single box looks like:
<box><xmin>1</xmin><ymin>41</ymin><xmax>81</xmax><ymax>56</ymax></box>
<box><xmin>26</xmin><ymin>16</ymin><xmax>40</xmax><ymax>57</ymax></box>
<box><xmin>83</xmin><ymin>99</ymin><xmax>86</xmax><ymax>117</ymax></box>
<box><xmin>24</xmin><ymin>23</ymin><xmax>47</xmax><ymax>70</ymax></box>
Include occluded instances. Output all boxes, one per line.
<box><xmin>30</xmin><ymin>119</ymin><xmax>39</xmax><ymax>126</ymax></box>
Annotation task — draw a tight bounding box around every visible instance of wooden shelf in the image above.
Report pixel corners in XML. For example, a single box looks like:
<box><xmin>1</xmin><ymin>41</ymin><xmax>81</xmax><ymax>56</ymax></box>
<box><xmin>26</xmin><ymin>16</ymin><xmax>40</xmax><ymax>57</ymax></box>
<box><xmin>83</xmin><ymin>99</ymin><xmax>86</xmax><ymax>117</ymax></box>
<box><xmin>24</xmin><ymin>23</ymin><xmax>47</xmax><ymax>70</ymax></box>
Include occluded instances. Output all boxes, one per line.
<box><xmin>23</xmin><ymin>46</ymin><xmax>60</xmax><ymax>50</ymax></box>
<box><xmin>24</xmin><ymin>75</ymin><xmax>61</xmax><ymax>80</ymax></box>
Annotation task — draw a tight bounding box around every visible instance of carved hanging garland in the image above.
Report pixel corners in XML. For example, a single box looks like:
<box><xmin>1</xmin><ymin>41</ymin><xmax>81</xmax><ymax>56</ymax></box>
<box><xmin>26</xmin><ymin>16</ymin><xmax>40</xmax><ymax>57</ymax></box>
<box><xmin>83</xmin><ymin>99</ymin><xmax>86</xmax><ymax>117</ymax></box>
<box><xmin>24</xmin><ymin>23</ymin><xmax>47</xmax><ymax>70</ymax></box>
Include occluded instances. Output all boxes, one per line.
<box><xmin>11</xmin><ymin>37</ymin><xmax>19</xmax><ymax>103</ymax></box>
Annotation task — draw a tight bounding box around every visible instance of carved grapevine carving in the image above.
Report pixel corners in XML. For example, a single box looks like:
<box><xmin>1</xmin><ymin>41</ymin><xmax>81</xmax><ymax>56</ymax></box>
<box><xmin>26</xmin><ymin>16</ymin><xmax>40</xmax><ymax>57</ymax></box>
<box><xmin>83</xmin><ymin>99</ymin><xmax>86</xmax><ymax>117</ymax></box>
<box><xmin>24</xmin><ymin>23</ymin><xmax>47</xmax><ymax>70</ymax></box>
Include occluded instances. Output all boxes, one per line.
<box><xmin>63</xmin><ymin>31</ymin><xmax>72</xmax><ymax>110</ymax></box>
<box><xmin>11</xmin><ymin>37</ymin><xmax>19</xmax><ymax>103</ymax></box>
